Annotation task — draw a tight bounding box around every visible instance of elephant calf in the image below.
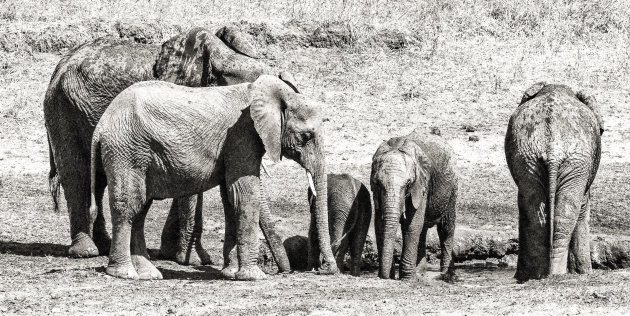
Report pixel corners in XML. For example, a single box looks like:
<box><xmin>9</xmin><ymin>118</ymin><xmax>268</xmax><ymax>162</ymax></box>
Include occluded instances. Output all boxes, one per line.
<box><xmin>505</xmin><ymin>82</ymin><xmax>603</xmax><ymax>282</ymax></box>
<box><xmin>371</xmin><ymin>129</ymin><xmax>458</xmax><ymax>281</ymax></box>
<box><xmin>89</xmin><ymin>75</ymin><xmax>337</xmax><ymax>280</ymax></box>
<box><xmin>308</xmin><ymin>173</ymin><xmax>372</xmax><ymax>276</ymax></box>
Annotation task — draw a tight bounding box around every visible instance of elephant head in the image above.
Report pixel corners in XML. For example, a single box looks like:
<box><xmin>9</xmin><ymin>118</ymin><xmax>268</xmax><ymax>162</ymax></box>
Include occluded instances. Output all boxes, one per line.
<box><xmin>249</xmin><ymin>75</ymin><xmax>337</xmax><ymax>274</ymax></box>
<box><xmin>520</xmin><ymin>82</ymin><xmax>604</xmax><ymax>135</ymax></box>
<box><xmin>154</xmin><ymin>27</ymin><xmax>270</xmax><ymax>87</ymax></box>
<box><xmin>371</xmin><ymin>137</ymin><xmax>430</xmax><ymax>279</ymax></box>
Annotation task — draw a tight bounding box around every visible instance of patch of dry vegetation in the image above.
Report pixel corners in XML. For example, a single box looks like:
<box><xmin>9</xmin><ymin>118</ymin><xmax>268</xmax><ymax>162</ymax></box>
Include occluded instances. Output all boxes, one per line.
<box><xmin>1</xmin><ymin>0</ymin><xmax>629</xmax><ymax>53</ymax></box>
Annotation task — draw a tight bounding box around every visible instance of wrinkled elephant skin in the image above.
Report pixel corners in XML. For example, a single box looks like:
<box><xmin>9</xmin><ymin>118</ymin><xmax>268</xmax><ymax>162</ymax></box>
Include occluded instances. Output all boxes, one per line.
<box><xmin>90</xmin><ymin>75</ymin><xmax>335</xmax><ymax>280</ymax></box>
<box><xmin>371</xmin><ymin>129</ymin><xmax>458</xmax><ymax>281</ymax></box>
<box><xmin>308</xmin><ymin>173</ymin><xmax>372</xmax><ymax>276</ymax></box>
<box><xmin>505</xmin><ymin>82</ymin><xmax>603</xmax><ymax>282</ymax></box>
<box><xmin>43</xmin><ymin>27</ymin><xmax>288</xmax><ymax>269</ymax></box>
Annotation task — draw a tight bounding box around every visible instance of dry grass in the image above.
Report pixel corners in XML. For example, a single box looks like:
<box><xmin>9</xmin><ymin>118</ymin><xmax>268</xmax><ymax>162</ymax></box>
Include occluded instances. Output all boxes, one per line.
<box><xmin>1</xmin><ymin>0</ymin><xmax>630</xmax><ymax>314</ymax></box>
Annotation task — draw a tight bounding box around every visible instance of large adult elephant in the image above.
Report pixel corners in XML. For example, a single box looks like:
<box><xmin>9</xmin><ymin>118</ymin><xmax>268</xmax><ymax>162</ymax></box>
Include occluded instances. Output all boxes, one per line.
<box><xmin>89</xmin><ymin>75</ymin><xmax>337</xmax><ymax>280</ymax></box>
<box><xmin>505</xmin><ymin>82</ymin><xmax>604</xmax><ymax>282</ymax></box>
<box><xmin>43</xmin><ymin>26</ymin><xmax>290</xmax><ymax>270</ymax></box>
<box><xmin>370</xmin><ymin>129</ymin><xmax>458</xmax><ymax>281</ymax></box>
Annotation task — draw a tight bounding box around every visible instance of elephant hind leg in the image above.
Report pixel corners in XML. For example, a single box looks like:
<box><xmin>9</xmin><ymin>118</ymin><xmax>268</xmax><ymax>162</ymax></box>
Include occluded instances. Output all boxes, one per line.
<box><xmin>61</xmin><ymin>157</ymin><xmax>99</xmax><ymax>258</ymax></box>
<box><xmin>159</xmin><ymin>199</ymin><xmax>181</xmax><ymax>260</ymax></box>
<box><xmin>550</xmin><ymin>186</ymin><xmax>584</xmax><ymax>276</ymax></box>
<box><xmin>568</xmin><ymin>194</ymin><xmax>592</xmax><ymax>274</ymax></box>
<box><xmin>92</xmin><ymin>172</ymin><xmax>111</xmax><ymax>255</ymax></box>
<box><xmin>130</xmin><ymin>200</ymin><xmax>162</xmax><ymax>280</ymax></box>
<box><xmin>437</xmin><ymin>218</ymin><xmax>456</xmax><ymax>282</ymax></box>
<box><xmin>106</xmin><ymin>172</ymin><xmax>147</xmax><ymax>280</ymax></box>
<box><xmin>515</xmin><ymin>186</ymin><xmax>548</xmax><ymax>282</ymax></box>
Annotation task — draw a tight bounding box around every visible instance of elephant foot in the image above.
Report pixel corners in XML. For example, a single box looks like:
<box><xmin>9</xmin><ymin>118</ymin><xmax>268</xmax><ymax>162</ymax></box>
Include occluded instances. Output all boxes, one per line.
<box><xmin>132</xmin><ymin>255</ymin><xmax>163</xmax><ymax>280</ymax></box>
<box><xmin>68</xmin><ymin>233</ymin><xmax>99</xmax><ymax>258</ymax></box>
<box><xmin>106</xmin><ymin>262</ymin><xmax>139</xmax><ymax>280</ymax></box>
<box><xmin>220</xmin><ymin>265</ymin><xmax>238</xmax><ymax>279</ymax></box>
<box><xmin>175</xmin><ymin>246</ymin><xmax>213</xmax><ymax>266</ymax></box>
<box><xmin>440</xmin><ymin>269</ymin><xmax>458</xmax><ymax>283</ymax></box>
<box><xmin>316</xmin><ymin>261</ymin><xmax>339</xmax><ymax>275</ymax></box>
<box><xmin>350</xmin><ymin>266</ymin><xmax>361</xmax><ymax>277</ymax></box>
<box><xmin>235</xmin><ymin>266</ymin><xmax>267</xmax><ymax>281</ymax></box>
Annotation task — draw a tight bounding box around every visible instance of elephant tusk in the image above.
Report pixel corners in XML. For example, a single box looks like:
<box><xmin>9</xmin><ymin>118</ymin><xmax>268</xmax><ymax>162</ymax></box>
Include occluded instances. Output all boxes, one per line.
<box><xmin>261</xmin><ymin>161</ymin><xmax>271</xmax><ymax>177</ymax></box>
<box><xmin>307</xmin><ymin>171</ymin><xmax>317</xmax><ymax>197</ymax></box>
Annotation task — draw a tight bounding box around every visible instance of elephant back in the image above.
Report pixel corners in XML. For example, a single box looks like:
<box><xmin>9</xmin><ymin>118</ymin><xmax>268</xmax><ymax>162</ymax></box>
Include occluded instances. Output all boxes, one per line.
<box><xmin>44</xmin><ymin>37</ymin><xmax>158</xmax><ymax>127</ymax></box>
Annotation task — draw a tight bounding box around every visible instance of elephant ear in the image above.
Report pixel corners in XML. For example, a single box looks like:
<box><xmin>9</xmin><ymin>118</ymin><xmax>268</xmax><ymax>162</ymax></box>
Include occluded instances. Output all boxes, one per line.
<box><xmin>576</xmin><ymin>91</ymin><xmax>605</xmax><ymax>135</ymax></box>
<box><xmin>154</xmin><ymin>27</ymin><xmax>213</xmax><ymax>87</ymax></box>
<box><xmin>520</xmin><ymin>81</ymin><xmax>547</xmax><ymax>105</ymax></box>
<box><xmin>279</xmin><ymin>71</ymin><xmax>300</xmax><ymax>93</ymax></box>
<box><xmin>216</xmin><ymin>25</ymin><xmax>258</xmax><ymax>58</ymax></box>
<box><xmin>250</xmin><ymin>75</ymin><xmax>292</xmax><ymax>162</ymax></box>
<box><xmin>409</xmin><ymin>145</ymin><xmax>431</xmax><ymax>210</ymax></box>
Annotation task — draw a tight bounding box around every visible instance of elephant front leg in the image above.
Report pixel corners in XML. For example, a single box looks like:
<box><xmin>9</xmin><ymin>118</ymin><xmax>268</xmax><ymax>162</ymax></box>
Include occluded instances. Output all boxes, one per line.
<box><xmin>399</xmin><ymin>206</ymin><xmax>424</xmax><ymax>280</ymax></box>
<box><xmin>220</xmin><ymin>183</ymin><xmax>239</xmax><ymax>279</ymax></box>
<box><xmin>307</xmin><ymin>193</ymin><xmax>321</xmax><ymax>271</ymax></box>
<box><xmin>176</xmin><ymin>195</ymin><xmax>212</xmax><ymax>266</ymax></box>
<box><xmin>230</xmin><ymin>176</ymin><xmax>267</xmax><ymax>281</ymax></box>
<box><xmin>415</xmin><ymin>226</ymin><xmax>429</xmax><ymax>278</ymax></box>
<box><xmin>161</xmin><ymin>195</ymin><xmax>212</xmax><ymax>266</ymax></box>
<box><xmin>568</xmin><ymin>193</ymin><xmax>592</xmax><ymax>274</ymax></box>
<box><xmin>349</xmin><ymin>208</ymin><xmax>371</xmax><ymax>276</ymax></box>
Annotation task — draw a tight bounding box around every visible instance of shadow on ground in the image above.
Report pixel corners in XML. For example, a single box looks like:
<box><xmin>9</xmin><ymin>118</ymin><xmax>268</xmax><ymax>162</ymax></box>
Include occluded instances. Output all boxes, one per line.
<box><xmin>0</xmin><ymin>241</ymin><xmax>68</xmax><ymax>257</ymax></box>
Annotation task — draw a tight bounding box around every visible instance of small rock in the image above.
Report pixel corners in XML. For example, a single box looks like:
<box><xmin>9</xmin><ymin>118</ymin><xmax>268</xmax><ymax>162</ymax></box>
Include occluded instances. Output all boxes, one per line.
<box><xmin>323</xmin><ymin>117</ymin><xmax>330</xmax><ymax>122</ymax></box>
<box><xmin>430</xmin><ymin>127</ymin><xmax>441</xmax><ymax>136</ymax></box>
<box><xmin>462</xmin><ymin>124</ymin><xmax>476</xmax><ymax>132</ymax></box>
<box><xmin>469</xmin><ymin>135</ymin><xmax>480</xmax><ymax>142</ymax></box>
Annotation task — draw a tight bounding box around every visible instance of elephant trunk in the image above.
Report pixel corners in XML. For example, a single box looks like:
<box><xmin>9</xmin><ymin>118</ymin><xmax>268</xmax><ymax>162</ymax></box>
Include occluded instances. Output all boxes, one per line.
<box><xmin>379</xmin><ymin>191</ymin><xmax>402</xmax><ymax>279</ymax></box>
<box><xmin>258</xmin><ymin>179</ymin><xmax>291</xmax><ymax>272</ymax></box>
<box><xmin>303</xmin><ymin>140</ymin><xmax>337</xmax><ymax>274</ymax></box>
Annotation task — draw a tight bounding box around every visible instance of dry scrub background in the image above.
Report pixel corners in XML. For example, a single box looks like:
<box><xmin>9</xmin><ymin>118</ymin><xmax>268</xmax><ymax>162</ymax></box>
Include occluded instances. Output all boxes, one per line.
<box><xmin>1</xmin><ymin>0</ymin><xmax>630</xmax><ymax>314</ymax></box>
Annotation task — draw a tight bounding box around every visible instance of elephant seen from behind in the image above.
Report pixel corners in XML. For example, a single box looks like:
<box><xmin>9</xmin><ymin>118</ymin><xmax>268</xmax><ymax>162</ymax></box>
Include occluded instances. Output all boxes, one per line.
<box><xmin>505</xmin><ymin>82</ymin><xmax>604</xmax><ymax>282</ymax></box>
<box><xmin>371</xmin><ymin>129</ymin><xmax>458</xmax><ymax>281</ymax></box>
<box><xmin>89</xmin><ymin>75</ymin><xmax>337</xmax><ymax>280</ymax></box>
<box><xmin>308</xmin><ymin>173</ymin><xmax>372</xmax><ymax>276</ymax></box>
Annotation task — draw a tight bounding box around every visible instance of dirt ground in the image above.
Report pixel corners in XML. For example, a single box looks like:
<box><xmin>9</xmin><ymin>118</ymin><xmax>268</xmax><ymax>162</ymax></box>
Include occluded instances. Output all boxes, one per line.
<box><xmin>1</xmin><ymin>16</ymin><xmax>630</xmax><ymax>315</ymax></box>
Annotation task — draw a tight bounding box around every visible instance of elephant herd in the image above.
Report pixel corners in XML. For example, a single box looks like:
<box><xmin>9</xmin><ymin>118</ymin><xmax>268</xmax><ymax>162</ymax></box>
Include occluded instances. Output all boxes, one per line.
<box><xmin>42</xmin><ymin>26</ymin><xmax>604</xmax><ymax>283</ymax></box>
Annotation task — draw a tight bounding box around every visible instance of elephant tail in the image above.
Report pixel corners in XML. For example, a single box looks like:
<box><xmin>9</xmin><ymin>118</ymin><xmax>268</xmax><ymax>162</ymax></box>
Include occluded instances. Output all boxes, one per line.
<box><xmin>89</xmin><ymin>130</ymin><xmax>101</xmax><ymax>220</ymax></box>
<box><xmin>546</xmin><ymin>159</ymin><xmax>559</xmax><ymax>264</ymax></box>
<box><xmin>47</xmin><ymin>133</ymin><xmax>60</xmax><ymax>213</ymax></box>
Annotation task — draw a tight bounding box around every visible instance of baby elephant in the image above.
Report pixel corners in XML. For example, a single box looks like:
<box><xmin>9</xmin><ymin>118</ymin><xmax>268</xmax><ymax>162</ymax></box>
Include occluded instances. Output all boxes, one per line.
<box><xmin>371</xmin><ymin>128</ymin><xmax>458</xmax><ymax>281</ymax></box>
<box><xmin>308</xmin><ymin>174</ymin><xmax>372</xmax><ymax>276</ymax></box>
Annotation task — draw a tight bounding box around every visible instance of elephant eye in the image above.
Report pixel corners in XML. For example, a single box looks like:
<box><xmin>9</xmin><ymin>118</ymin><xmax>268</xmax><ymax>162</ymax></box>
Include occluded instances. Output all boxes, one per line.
<box><xmin>298</xmin><ymin>131</ymin><xmax>313</xmax><ymax>145</ymax></box>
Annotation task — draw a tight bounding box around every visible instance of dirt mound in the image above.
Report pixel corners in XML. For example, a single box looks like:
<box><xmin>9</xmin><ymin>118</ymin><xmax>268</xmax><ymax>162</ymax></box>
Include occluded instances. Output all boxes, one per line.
<box><xmin>258</xmin><ymin>228</ymin><xmax>630</xmax><ymax>273</ymax></box>
<box><xmin>0</xmin><ymin>20</ymin><xmax>181</xmax><ymax>53</ymax></box>
<box><xmin>1</xmin><ymin>19</ymin><xmax>424</xmax><ymax>54</ymax></box>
